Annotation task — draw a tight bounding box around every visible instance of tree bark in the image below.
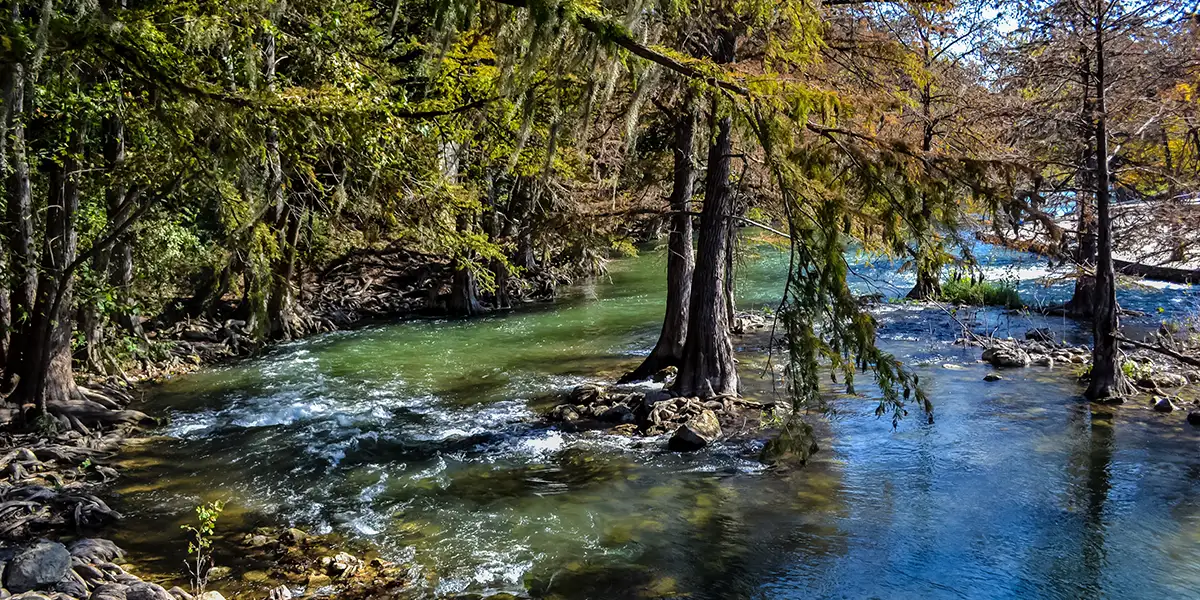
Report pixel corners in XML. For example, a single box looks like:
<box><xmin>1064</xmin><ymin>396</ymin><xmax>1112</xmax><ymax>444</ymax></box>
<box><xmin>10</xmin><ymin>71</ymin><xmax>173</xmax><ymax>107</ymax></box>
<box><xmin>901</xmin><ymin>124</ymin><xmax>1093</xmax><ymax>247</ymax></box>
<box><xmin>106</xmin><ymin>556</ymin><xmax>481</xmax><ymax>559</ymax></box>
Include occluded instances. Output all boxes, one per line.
<box><xmin>3</xmin><ymin>60</ymin><xmax>35</xmax><ymax>391</ymax></box>
<box><xmin>621</xmin><ymin>99</ymin><xmax>696</xmax><ymax>382</ymax></box>
<box><xmin>673</xmin><ymin>27</ymin><xmax>739</xmax><ymax>399</ymax></box>
<box><xmin>21</xmin><ymin>126</ymin><xmax>84</xmax><ymax>413</ymax></box>
<box><xmin>1068</xmin><ymin>49</ymin><xmax>1097</xmax><ymax>316</ymax></box>
<box><xmin>1084</xmin><ymin>3</ymin><xmax>1126</xmax><ymax>401</ymax></box>
<box><xmin>449</xmin><ymin>213</ymin><xmax>485</xmax><ymax>317</ymax></box>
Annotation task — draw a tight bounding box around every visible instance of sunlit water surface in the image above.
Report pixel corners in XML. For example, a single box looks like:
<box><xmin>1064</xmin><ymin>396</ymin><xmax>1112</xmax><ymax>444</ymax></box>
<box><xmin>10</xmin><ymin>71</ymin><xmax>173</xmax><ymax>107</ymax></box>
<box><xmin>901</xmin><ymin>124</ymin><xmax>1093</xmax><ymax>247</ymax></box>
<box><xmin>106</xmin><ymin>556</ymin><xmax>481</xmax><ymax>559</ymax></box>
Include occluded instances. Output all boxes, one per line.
<box><xmin>112</xmin><ymin>240</ymin><xmax>1200</xmax><ymax>599</ymax></box>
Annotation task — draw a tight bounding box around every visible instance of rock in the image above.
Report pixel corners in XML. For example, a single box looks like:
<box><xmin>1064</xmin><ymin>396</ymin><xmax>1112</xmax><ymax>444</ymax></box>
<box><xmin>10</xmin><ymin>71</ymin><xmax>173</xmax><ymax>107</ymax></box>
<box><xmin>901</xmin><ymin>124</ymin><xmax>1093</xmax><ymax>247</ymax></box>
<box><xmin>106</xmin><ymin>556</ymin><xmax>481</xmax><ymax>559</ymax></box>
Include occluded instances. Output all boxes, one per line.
<box><xmin>126</xmin><ymin>582</ymin><xmax>173</xmax><ymax>600</ymax></box>
<box><xmin>305</xmin><ymin>573</ymin><xmax>332</xmax><ymax>588</ymax></box>
<box><xmin>322</xmin><ymin>552</ymin><xmax>361</xmax><ymax>578</ymax></box>
<box><xmin>941</xmin><ymin>364</ymin><xmax>965</xmax><ymax>370</ymax></box>
<box><xmin>1025</xmin><ymin>328</ymin><xmax>1054</xmax><ymax>342</ymax></box>
<box><xmin>69</xmin><ymin>539</ymin><xmax>125</xmax><ymax>565</ymax></box>
<box><xmin>55</xmin><ymin>576</ymin><xmax>88</xmax><ymax>598</ymax></box>
<box><xmin>598</xmin><ymin>404</ymin><xmax>635</xmax><ymax>424</ymax></box>
<box><xmin>1032</xmin><ymin>355</ymin><xmax>1054</xmax><ymax>368</ymax></box>
<box><xmin>1143</xmin><ymin>371</ymin><xmax>1188</xmax><ymax>389</ymax></box>
<box><xmin>5</xmin><ymin>542</ymin><xmax>71</xmax><ymax>593</ymax></box>
<box><xmin>268</xmin><ymin>586</ymin><xmax>293</xmax><ymax>600</ymax></box>
<box><xmin>196</xmin><ymin>593</ymin><xmax>226</xmax><ymax>600</ymax></box>
<box><xmin>984</xmin><ymin>346</ymin><xmax>1030</xmax><ymax>368</ymax></box>
<box><xmin>548</xmin><ymin>404</ymin><xmax>580</xmax><ymax>422</ymax></box>
<box><xmin>1188</xmin><ymin>410</ymin><xmax>1200</xmax><ymax>426</ymax></box>
<box><xmin>667</xmin><ymin>409</ymin><xmax>722</xmax><ymax>452</ymax></box>
<box><xmin>651</xmin><ymin>366</ymin><xmax>677</xmax><ymax>383</ymax></box>
<box><xmin>245</xmin><ymin>534</ymin><xmax>272</xmax><ymax>548</ymax></box>
<box><xmin>167</xmin><ymin>587</ymin><xmax>193</xmax><ymax>600</ymax></box>
<box><xmin>643</xmin><ymin>389</ymin><xmax>671</xmax><ymax>405</ymax></box>
<box><xmin>89</xmin><ymin>583</ymin><xmax>130</xmax><ymax>600</ymax></box>
<box><xmin>568</xmin><ymin>384</ymin><xmax>604</xmax><ymax>404</ymax></box>
<box><xmin>983</xmin><ymin>373</ymin><xmax>1002</xmax><ymax>382</ymax></box>
<box><xmin>280</xmin><ymin>528</ymin><xmax>307</xmax><ymax>546</ymax></box>
<box><xmin>206</xmin><ymin>566</ymin><xmax>231</xmax><ymax>581</ymax></box>
<box><xmin>1152</xmin><ymin>396</ymin><xmax>1178</xmax><ymax>413</ymax></box>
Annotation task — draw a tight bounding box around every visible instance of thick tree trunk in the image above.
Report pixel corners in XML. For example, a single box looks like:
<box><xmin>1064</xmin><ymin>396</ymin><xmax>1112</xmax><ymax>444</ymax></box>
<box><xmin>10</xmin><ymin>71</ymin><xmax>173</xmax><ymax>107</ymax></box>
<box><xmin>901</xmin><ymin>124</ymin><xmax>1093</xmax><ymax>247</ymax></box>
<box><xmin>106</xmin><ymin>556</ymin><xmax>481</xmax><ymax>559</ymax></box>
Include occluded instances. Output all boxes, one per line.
<box><xmin>674</xmin><ymin>28</ymin><xmax>739</xmax><ymax>399</ymax></box>
<box><xmin>907</xmin><ymin>261</ymin><xmax>942</xmax><ymax>300</ymax></box>
<box><xmin>1068</xmin><ymin>50</ymin><xmax>1097</xmax><ymax>317</ymax></box>
<box><xmin>268</xmin><ymin>203</ymin><xmax>303</xmax><ymax>339</ymax></box>
<box><xmin>1084</xmin><ymin>7</ymin><xmax>1126</xmax><ymax>401</ymax></box>
<box><xmin>622</xmin><ymin>101</ymin><xmax>696</xmax><ymax>383</ymax></box>
<box><xmin>513</xmin><ymin>179</ymin><xmax>537</xmax><ymax>271</ymax></box>
<box><xmin>449</xmin><ymin>213</ymin><xmax>485</xmax><ymax>317</ymax></box>
<box><xmin>487</xmin><ymin>176</ymin><xmax>512</xmax><ymax>309</ymax></box>
<box><xmin>21</xmin><ymin>129</ymin><xmax>84</xmax><ymax>413</ymax></box>
<box><xmin>3</xmin><ymin>60</ymin><xmax>36</xmax><ymax>391</ymax></box>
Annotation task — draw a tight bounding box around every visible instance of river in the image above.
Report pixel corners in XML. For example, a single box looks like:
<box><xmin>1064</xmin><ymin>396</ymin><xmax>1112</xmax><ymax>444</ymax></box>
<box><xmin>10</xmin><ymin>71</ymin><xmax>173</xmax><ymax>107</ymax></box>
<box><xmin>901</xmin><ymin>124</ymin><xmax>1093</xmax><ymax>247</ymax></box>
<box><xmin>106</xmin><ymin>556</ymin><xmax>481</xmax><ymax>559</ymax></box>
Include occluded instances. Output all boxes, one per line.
<box><xmin>111</xmin><ymin>238</ymin><xmax>1200</xmax><ymax>599</ymax></box>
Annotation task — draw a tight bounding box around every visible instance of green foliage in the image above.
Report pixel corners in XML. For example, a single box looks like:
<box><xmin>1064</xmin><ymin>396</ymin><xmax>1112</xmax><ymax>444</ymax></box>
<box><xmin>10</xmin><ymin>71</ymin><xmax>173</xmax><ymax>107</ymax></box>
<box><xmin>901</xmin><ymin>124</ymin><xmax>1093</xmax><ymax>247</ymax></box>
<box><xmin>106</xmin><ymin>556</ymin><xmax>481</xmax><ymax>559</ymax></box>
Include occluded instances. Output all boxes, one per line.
<box><xmin>181</xmin><ymin>500</ymin><xmax>225</xmax><ymax>596</ymax></box>
<box><xmin>940</xmin><ymin>276</ymin><xmax>1023</xmax><ymax>309</ymax></box>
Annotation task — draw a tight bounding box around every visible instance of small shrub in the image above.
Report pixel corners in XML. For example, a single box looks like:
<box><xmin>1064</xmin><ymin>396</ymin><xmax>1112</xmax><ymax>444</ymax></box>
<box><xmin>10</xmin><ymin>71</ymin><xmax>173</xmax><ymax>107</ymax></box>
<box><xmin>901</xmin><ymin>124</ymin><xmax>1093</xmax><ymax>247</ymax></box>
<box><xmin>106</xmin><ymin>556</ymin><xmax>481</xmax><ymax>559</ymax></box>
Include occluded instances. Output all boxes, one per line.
<box><xmin>182</xmin><ymin>500</ymin><xmax>225</xmax><ymax>596</ymax></box>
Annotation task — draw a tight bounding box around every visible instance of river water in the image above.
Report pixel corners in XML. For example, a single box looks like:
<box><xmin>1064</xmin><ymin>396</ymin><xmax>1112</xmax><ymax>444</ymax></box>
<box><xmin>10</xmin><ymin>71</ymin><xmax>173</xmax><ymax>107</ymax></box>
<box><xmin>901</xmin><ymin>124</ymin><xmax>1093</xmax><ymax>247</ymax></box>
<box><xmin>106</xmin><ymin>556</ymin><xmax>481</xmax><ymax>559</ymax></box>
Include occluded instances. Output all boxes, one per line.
<box><xmin>112</xmin><ymin>238</ymin><xmax>1200</xmax><ymax>599</ymax></box>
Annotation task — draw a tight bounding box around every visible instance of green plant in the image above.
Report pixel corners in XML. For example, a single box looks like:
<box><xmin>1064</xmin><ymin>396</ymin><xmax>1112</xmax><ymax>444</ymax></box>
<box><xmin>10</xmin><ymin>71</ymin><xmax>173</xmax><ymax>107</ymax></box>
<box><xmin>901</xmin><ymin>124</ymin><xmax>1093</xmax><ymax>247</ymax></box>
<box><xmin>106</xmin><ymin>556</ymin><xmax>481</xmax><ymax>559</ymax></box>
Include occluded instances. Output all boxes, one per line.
<box><xmin>939</xmin><ymin>277</ymin><xmax>1023</xmax><ymax>308</ymax></box>
<box><xmin>181</xmin><ymin>500</ymin><xmax>225</xmax><ymax>596</ymax></box>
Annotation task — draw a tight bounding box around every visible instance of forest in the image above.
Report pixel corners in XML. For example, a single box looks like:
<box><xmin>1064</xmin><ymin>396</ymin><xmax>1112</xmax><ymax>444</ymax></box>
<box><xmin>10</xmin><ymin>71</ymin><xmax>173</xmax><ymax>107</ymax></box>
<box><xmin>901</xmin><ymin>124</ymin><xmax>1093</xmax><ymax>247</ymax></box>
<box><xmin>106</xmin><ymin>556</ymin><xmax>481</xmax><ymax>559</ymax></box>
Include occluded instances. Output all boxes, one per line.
<box><xmin>0</xmin><ymin>0</ymin><xmax>1199</xmax><ymax>599</ymax></box>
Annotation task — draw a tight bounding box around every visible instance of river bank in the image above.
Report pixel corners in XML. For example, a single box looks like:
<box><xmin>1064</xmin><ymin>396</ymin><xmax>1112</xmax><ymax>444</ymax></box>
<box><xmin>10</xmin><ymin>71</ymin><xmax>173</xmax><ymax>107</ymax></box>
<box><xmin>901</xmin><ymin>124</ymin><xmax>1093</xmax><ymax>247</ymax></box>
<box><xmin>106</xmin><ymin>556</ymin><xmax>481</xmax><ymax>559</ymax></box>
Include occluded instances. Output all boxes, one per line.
<box><xmin>7</xmin><ymin>241</ymin><xmax>1200</xmax><ymax>599</ymax></box>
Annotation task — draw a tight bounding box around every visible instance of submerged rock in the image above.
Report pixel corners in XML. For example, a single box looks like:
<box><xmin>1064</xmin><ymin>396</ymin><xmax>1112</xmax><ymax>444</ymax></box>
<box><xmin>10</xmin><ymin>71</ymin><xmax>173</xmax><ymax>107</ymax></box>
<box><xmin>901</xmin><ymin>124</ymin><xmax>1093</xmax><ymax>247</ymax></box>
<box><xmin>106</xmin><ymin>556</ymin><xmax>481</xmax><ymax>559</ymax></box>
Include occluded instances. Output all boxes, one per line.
<box><xmin>1152</xmin><ymin>396</ymin><xmax>1178</xmax><ymax>413</ymax></box>
<box><xmin>4</xmin><ymin>541</ymin><xmax>71</xmax><ymax>593</ymax></box>
<box><xmin>1188</xmin><ymin>410</ymin><xmax>1200</xmax><ymax>426</ymax></box>
<box><xmin>983</xmin><ymin>373</ymin><xmax>1002</xmax><ymax>382</ymax></box>
<box><xmin>668</xmin><ymin>409</ymin><xmax>722</xmax><ymax>452</ymax></box>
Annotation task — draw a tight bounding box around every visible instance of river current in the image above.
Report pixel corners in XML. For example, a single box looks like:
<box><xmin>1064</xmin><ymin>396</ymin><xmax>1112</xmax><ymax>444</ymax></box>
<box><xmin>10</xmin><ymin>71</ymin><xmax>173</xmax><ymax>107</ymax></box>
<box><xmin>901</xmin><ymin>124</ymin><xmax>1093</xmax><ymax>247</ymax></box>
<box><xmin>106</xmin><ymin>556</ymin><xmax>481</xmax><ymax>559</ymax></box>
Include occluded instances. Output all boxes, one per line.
<box><xmin>113</xmin><ymin>238</ymin><xmax>1200</xmax><ymax>599</ymax></box>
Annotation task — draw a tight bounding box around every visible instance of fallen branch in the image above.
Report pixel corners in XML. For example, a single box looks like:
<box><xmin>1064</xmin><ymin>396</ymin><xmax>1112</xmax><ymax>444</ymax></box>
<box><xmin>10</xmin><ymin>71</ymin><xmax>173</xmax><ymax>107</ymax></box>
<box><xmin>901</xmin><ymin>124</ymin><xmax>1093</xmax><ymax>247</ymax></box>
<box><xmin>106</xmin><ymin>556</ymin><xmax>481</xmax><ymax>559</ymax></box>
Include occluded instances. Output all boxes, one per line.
<box><xmin>1114</xmin><ymin>334</ymin><xmax>1200</xmax><ymax>368</ymax></box>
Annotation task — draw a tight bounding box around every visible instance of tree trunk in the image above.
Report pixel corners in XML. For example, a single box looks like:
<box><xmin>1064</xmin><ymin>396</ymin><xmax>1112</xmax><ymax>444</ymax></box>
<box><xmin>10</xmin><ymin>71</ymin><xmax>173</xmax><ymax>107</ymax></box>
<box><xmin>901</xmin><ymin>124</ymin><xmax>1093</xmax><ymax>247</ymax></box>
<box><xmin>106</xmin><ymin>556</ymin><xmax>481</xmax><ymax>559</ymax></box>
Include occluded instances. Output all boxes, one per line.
<box><xmin>621</xmin><ymin>99</ymin><xmax>696</xmax><ymax>383</ymax></box>
<box><xmin>907</xmin><ymin>76</ymin><xmax>942</xmax><ymax>301</ymax></box>
<box><xmin>449</xmin><ymin>213</ymin><xmax>485</xmax><ymax>317</ymax></box>
<box><xmin>487</xmin><ymin>175</ymin><xmax>512</xmax><ymax>309</ymax></box>
<box><xmin>1084</xmin><ymin>4</ymin><xmax>1126</xmax><ymax>401</ymax></box>
<box><xmin>21</xmin><ymin>128</ymin><xmax>84</xmax><ymax>413</ymax></box>
<box><xmin>3</xmin><ymin>58</ymin><xmax>36</xmax><ymax>391</ymax></box>
<box><xmin>268</xmin><ymin>203</ymin><xmax>303</xmax><ymax>339</ymax></box>
<box><xmin>1068</xmin><ymin>49</ymin><xmax>1097</xmax><ymax>316</ymax></box>
<box><xmin>673</xmin><ymin>28</ymin><xmax>739</xmax><ymax>399</ymax></box>
<box><xmin>513</xmin><ymin>178</ymin><xmax>537</xmax><ymax>271</ymax></box>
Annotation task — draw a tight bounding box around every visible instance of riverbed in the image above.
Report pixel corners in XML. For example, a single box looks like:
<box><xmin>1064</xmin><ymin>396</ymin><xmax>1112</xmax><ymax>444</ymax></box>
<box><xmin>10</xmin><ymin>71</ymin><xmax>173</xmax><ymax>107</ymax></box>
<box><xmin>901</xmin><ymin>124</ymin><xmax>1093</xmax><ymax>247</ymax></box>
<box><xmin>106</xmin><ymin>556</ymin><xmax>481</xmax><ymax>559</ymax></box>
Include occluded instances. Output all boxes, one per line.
<box><xmin>111</xmin><ymin>239</ymin><xmax>1200</xmax><ymax>599</ymax></box>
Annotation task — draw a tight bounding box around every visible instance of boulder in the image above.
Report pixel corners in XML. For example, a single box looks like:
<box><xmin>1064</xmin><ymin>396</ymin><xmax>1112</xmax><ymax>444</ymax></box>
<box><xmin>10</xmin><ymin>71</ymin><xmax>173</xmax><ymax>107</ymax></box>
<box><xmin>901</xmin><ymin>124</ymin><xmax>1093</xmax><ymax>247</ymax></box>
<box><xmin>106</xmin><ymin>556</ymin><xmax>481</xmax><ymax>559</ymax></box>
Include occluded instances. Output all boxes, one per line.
<box><xmin>5</xmin><ymin>542</ymin><xmax>71</xmax><ymax>593</ymax></box>
<box><xmin>1031</xmin><ymin>355</ymin><xmax>1055</xmax><ymax>368</ymax></box>
<box><xmin>983</xmin><ymin>373</ymin><xmax>1002</xmax><ymax>382</ymax></box>
<box><xmin>1141</xmin><ymin>371</ymin><xmax>1188</xmax><ymax>389</ymax></box>
<box><xmin>197</xmin><ymin>593</ymin><xmax>226</xmax><ymax>600</ymax></box>
<box><xmin>568</xmin><ymin>384</ymin><xmax>604</xmax><ymax>404</ymax></box>
<box><xmin>90</xmin><ymin>583</ymin><xmax>130</xmax><ymax>600</ymax></box>
<box><xmin>280</xmin><ymin>528</ymin><xmax>307</xmax><ymax>546</ymax></box>
<box><xmin>597</xmin><ymin>404</ymin><xmax>635</xmax><ymax>424</ymax></box>
<box><xmin>167</xmin><ymin>587</ymin><xmax>194</xmax><ymax>600</ymax></box>
<box><xmin>668</xmin><ymin>409</ymin><xmax>722</xmax><ymax>452</ymax></box>
<box><xmin>268</xmin><ymin>586</ymin><xmax>293</xmax><ymax>600</ymax></box>
<box><xmin>69</xmin><ymin>539</ymin><xmax>125</xmax><ymax>565</ymax></box>
<box><xmin>1152</xmin><ymin>396</ymin><xmax>1178</xmax><ymax>413</ymax></box>
<box><xmin>126</xmin><ymin>582</ymin><xmax>173</xmax><ymax>600</ymax></box>
<box><xmin>983</xmin><ymin>346</ymin><xmax>1030</xmax><ymax>368</ymax></box>
<box><xmin>548</xmin><ymin>404</ymin><xmax>580</xmax><ymax>423</ymax></box>
<box><xmin>1188</xmin><ymin>410</ymin><xmax>1200</xmax><ymax>427</ymax></box>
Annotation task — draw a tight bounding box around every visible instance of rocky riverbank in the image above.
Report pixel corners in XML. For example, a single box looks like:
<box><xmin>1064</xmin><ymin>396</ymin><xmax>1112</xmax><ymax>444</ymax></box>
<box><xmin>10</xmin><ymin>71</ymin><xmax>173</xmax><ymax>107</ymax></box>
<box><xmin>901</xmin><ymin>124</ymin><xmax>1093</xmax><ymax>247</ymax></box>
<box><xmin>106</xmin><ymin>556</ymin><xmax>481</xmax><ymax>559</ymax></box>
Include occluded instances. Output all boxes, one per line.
<box><xmin>961</xmin><ymin>327</ymin><xmax>1200</xmax><ymax>422</ymax></box>
<box><xmin>0</xmin><ymin>425</ymin><xmax>443</xmax><ymax>600</ymax></box>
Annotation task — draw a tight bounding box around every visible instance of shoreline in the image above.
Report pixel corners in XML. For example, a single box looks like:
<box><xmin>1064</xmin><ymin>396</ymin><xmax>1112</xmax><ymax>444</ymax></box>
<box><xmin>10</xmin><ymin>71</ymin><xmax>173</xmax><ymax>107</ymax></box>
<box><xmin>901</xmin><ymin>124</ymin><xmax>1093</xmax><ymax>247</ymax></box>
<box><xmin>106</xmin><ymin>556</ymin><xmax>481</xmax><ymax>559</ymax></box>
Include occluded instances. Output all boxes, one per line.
<box><xmin>5</xmin><ymin>293</ymin><xmax>1200</xmax><ymax>599</ymax></box>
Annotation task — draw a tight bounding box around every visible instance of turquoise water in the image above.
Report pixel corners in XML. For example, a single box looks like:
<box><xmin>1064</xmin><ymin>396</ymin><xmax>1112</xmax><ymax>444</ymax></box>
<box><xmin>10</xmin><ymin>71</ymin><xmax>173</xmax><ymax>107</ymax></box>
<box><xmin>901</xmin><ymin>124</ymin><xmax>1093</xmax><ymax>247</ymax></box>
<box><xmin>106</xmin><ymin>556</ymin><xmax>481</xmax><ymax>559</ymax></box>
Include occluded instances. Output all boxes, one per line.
<box><xmin>112</xmin><ymin>239</ymin><xmax>1200</xmax><ymax>599</ymax></box>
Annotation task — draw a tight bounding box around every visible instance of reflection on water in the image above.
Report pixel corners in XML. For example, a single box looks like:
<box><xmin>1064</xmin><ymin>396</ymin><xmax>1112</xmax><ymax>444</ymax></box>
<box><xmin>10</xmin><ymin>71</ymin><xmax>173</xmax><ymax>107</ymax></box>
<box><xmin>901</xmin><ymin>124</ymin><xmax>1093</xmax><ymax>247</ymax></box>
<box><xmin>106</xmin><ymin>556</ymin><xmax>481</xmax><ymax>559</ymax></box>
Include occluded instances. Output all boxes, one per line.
<box><xmin>110</xmin><ymin>241</ymin><xmax>1200</xmax><ymax>598</ymax></box>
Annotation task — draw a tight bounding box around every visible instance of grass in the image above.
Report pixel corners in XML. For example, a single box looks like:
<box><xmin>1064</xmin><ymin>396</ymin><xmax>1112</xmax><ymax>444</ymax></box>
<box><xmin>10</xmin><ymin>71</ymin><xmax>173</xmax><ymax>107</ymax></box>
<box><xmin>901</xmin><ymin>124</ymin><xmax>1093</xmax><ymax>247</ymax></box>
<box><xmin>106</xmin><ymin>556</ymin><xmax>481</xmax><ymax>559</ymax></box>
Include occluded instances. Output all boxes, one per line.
<box><xmin>939</xmin><ymin>277</ymin><xmax>1023</xmax><ymax>309</ymax></box>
